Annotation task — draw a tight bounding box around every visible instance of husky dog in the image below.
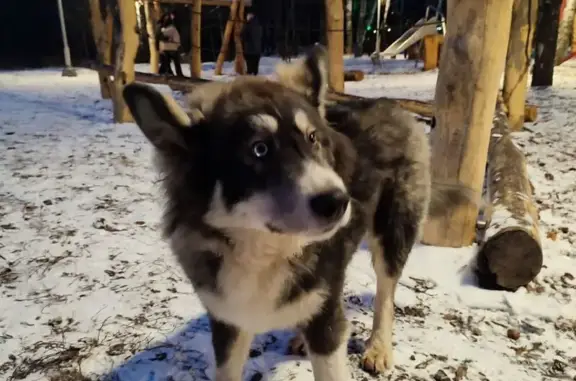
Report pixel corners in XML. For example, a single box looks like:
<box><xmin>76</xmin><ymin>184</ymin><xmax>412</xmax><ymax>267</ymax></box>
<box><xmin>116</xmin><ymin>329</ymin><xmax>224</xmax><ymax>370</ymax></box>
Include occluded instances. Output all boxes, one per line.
<box><xmin>122</xmin><ymin>45</ymin><xmax>473</xmax><ymax>381</ymax></box>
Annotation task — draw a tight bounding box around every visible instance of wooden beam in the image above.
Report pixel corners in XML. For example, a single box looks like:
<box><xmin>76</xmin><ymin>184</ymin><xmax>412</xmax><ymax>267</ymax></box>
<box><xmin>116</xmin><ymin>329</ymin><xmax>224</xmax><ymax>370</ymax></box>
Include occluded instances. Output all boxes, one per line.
<box><xmin>325</xmin><ymin>0</ymin><xmax>345</xmax><ymax>92</ymax></box>
<box><xmin>190</xmin><ymin>0</ymin><xmax>202</xmax><ymax>78</ymax></box>
<box><xmin>214</xmin><ymin>0</ymin><xmax>240</xmax><ymax>75</ymax></box>
<box><xmin>113</xmin><ymin>0</ymin><xmax>140</xmax><ymax>123</ymax></box>
<box><xmin>421</xmin><ymin>0</ymin><xmax>515</xmax><ymax>248</ymax></box>
<box><xmin>503</xmin><ymin>0</ymin><xmax>539</xmax><ymax>132</ymax></box>
<box><xmin>532</xmin><ymin>0</ymin><xmax>563</xmax><ymax>86</ymax></box>
<box><xmin>233</xmin><ymin>0</ymin><xmax>246</xmax><ymax>75</ymax></box>
<box><xmin>153</xmin><ymin>0</ymin><xmax>234</xmax><ymax>6</ymax></box>
<box><xmin>144</xmin><ymin>0</ymin><xmax>160</xmax><ymax>74</ymax></box>
<box><xmin>477</xmin><ymin>100</ymin><xmax>543</xmax><ymax>291</ymax></box>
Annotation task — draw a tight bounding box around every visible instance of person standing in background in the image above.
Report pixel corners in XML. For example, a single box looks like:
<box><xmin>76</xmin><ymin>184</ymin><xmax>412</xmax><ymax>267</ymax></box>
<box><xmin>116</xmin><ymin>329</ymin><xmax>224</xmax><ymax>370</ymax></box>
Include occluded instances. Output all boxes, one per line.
<box><xmin>158</xmin><ymin>11</ymin><xmax>184</xmax><ymax>77</ymax></box>
<box><xmin>242</xmin><ymin>11</ymin><xmax>263</xmax><ymax>75</ymax></box>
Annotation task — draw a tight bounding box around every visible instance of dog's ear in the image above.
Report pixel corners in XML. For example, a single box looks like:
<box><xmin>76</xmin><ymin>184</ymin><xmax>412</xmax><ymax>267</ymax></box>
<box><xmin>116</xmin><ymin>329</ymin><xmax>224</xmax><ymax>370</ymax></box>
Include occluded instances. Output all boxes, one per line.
<box><xmin>275</xmin><ymin>44</ymin><xmax>329</xmax><ymax>116</ymax></box>
<box><xmin>122</xmin><ymin>82</ymin><xmax>196</xmax><ymax>153</ymax></box>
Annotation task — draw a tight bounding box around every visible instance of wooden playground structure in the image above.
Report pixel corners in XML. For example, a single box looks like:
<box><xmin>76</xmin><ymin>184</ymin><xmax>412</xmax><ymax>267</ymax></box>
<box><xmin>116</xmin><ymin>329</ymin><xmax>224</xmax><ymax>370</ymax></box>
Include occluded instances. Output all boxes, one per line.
<box><xmin>89</xmin><ymin>0</ymin><xmax>548</xmax><ymax>291</ymax></box>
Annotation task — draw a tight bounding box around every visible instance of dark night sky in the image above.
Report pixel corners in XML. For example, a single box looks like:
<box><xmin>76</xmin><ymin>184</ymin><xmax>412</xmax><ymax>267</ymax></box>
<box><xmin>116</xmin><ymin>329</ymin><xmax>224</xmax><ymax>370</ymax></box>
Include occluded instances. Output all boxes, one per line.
<box><xmin>0</xmin><ymin>0</ymin><xmax>441</xmax><ymax>69</ymax></box>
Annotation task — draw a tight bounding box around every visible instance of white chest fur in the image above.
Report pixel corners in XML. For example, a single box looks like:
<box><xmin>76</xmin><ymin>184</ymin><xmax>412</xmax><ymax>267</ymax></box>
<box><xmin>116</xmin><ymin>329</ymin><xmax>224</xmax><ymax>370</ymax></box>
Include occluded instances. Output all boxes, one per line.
<box><xmin>196</xmin><ymin>229</ymin><xmax>328</xmax><ymax>333</ymax></box>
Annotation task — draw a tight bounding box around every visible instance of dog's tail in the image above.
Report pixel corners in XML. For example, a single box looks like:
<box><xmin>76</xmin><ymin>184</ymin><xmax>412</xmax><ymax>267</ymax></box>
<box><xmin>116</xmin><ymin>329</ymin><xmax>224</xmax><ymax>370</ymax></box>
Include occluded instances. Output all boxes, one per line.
<box><xmin>428</xmin><ymin>182</ymin><xmax>483</xmax><ymax>218</ymax></box>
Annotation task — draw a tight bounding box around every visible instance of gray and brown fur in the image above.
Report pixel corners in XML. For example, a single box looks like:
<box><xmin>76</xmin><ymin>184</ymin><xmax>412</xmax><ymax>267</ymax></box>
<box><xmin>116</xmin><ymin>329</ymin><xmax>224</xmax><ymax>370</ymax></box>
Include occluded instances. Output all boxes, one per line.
<box><xmin>122</xmin><ymin>45</ymin><xmax>475</xmax><ymax>381</ymax></box>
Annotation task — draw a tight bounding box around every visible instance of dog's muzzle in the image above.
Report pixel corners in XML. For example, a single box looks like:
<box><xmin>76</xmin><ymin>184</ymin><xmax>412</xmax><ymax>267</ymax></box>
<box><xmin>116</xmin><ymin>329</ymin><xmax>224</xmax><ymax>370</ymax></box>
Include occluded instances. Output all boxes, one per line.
<box><xmin>308</xmin><ymin>189</ymin><xmax>350</xmax><ymax>225</ymax></box>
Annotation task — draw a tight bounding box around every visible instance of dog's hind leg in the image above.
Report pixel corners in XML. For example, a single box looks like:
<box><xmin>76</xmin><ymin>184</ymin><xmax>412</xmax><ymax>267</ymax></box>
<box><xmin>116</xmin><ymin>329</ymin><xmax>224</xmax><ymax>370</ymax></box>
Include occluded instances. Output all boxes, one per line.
<box><xmin>210</xmin><ymin>317</ymin><xmax>254</xmax><ymax>381</ymax></box>
<box><xmin>362</xmin><ymin>182</ymin><xmax>426</xmax><ymax>374</ymax></box>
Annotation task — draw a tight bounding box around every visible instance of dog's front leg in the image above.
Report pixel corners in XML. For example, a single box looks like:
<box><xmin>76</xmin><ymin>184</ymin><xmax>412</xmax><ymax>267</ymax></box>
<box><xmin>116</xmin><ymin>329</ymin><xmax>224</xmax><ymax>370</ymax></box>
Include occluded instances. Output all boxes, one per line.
<box><xmin>303</xmin><ymin>300</ymin><xmax>351</xmax><ymax>381</ymax></box>
<box><xmin>210</xmin><ymin>316</ymin><xmax>254</xmax><ymax>381</ymax></box>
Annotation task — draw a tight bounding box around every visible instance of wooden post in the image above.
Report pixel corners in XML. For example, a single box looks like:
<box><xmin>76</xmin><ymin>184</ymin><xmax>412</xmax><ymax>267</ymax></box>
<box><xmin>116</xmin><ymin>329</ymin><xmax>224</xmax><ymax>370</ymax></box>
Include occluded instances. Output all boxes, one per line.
<box><xmin>573</xmin><ymin>5</ymin><xmax>576</xmax><ymax>55</ymax></box>
<box><xmin>532</xmin><ymin>0</ymin><xmax>563</xmax><ymax>86</ymax></box>
<box><xmin>423</xmin><ymin>34</ymin><xmax>443</xmax><ymax>71</ymax></box>
<box><xmin>113</xmin><ymin>0</ymin><xmax>140</xmax><ymax>123</ymax></box>
<box><xmin>477</xmin><ymin>100</ymin><xmax>543</xmax><ymax>291</ymax></box>
<box><xmin>214</xmin><ymin>0</ymin><xmax>240</xmax><ymax>76</ymax></box>
<box><xmin>325</xmin><ymin>0</ymin><xmax>345</xmax><ymax>92</ymax></box>
<box><xmin>555</xmin><ymin>0</ymin><xmax>576</xmax><ymax>64</ymax></box>
<box><xmin>144</xmin><ymin>0</ymin><xmax>159</xmax><ymax>74</ymax></box>
<box><xmin>421</xmin><ymin>0</ymin><xmax>515</xmax><ymax>248</ymax></box>
<box><xmin>190</xmin><ymin>0</ymin><xmax>203</xmax><ymax>78</ymax></box>
<box><xmin>88</xmin><ymin>0</ymin><xmax>114</xmax><ymax>99</ymax></box>
<box><xmin>233</xmin><ymin>0</ymin><xmax>246</xmax><ymax>75</ymax></box>
<box><xmin>345</xmin><ymin>0</ymin><xmax>354</xmax><ymax>54</ymax></box>
<box><xmin>503</xmin><ymin>0</ymin><xmax>539</xmax><ymax>132</ymax></box>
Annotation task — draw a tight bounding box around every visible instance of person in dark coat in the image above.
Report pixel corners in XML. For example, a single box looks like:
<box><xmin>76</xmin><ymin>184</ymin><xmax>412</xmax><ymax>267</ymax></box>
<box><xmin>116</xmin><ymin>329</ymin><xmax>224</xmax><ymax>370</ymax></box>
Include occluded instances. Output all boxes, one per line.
<box><xmin>241</xmin><ymin>12</ymin><xmax>263</xmax><ymax>75</ymax></box>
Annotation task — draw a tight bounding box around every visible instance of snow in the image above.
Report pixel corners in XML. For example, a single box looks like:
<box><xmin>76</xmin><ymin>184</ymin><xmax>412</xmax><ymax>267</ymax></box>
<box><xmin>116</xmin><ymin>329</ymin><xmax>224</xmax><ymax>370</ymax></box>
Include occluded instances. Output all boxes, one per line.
<box><xmin>1</xmin><ymin>57</ymin><xmax>575</xmax><ymax>381</ymax></box>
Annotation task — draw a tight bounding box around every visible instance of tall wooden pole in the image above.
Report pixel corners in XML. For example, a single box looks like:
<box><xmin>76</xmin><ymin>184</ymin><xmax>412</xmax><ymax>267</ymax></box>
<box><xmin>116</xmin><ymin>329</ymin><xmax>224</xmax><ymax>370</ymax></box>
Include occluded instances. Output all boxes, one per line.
<box><xmin>233</xmin><ymin>0</ymin><xmax>246</xmax><ymax>75</ymax></box>
<box><xmin>421</xmin><ymin>0</ymin><xmax>515</xmax><ymax>248</ymax></box>
<box><xmin>144</xmin><ymin>0</ymin><xmax>159</xmax><ymax>74</ymax></box>
<box><xmin>345</xmin><ymin>0</ymin><xmax>354</xmax><ymax>54</ymax></box>
<box><xmin>214</xmin><ymin>0</ymin><xmax>240</xmax><ymax>76</ymax></box>
<box><xmin>113</xmin><ymin>0</ymin><xmax>139</xmax><ymax>123</ymax></box>
<box><xmin>325</xmin><ymin>0</ymin><xmax>345</xmax><ymax>92</ymax></box>
<box><xmin>502</xmin><ymin>0</ymin><xmax>539</xmax><ymax>132</ymax></box>
<box><xmin>190</xmin><ymin>0</ymin><xmax>202</xmax><ymax>78</ymax></box>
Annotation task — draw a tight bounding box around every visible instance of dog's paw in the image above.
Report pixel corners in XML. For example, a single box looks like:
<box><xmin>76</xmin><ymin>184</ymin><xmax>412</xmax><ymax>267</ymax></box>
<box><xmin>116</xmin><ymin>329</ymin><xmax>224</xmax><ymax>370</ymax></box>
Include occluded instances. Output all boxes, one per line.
<box><xmin>361</xmin><ymin>341</ymin><xmax>393</xmax><ymax>374</ymax></box>
<box><xmin>286</xmin><ymin>333</ymin><xmax>306</xmax><ymax>356</ymax></box>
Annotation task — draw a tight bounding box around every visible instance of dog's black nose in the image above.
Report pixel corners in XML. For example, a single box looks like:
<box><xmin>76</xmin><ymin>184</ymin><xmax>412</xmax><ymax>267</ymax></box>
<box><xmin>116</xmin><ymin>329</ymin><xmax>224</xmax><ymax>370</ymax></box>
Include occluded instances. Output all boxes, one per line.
<box><xmin>309</xmin><ymin>190</ymin><xmax>350</xmax><ymax>222</ymax></box>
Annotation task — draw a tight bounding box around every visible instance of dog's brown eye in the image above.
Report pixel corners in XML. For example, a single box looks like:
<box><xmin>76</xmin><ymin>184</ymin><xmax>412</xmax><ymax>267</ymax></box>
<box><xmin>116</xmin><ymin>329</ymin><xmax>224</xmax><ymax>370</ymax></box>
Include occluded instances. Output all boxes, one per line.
<box><xmin>308</xmin><ymin>131</ymin><xmax>317</xmax><ymax>144</ymax></box>
<box><xmin>252</xmin><ymin>141</ymin><xmax>269</xmax><ymax>158</ymax></box>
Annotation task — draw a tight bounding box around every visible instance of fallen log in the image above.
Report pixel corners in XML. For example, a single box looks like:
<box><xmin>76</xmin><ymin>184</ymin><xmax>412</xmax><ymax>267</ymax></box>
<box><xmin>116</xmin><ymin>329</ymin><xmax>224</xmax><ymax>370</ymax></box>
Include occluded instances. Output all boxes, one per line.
<box><xmin>476</xmin><ymin>99</ymin><xmax>543</xmax><ymax>291</ymax></box>
<box><xmin>92</xmin><ymin>64</ymin><xmax>435</xmax><ymax>124</ymax></box>
<box><xmin>344</xmin><ymin>70</ymin><xmax>365</xmax><ymax>82</ymax></box>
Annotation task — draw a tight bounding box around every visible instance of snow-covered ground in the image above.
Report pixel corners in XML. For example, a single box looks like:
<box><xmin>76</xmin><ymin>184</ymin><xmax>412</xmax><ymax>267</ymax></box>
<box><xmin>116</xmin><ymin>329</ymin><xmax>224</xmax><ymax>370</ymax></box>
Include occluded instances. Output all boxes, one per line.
<box><xmin>0</xmin><ymin>56</ymin><xmax>575</xmax><ymax>381</ymax></box>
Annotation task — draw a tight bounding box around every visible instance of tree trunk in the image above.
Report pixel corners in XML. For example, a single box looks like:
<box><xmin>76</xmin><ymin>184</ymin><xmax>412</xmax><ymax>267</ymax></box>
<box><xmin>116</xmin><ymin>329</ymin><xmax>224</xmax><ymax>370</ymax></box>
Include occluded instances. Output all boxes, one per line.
<box><xmin>555</xmin><ymin>0</ymin><xmax>576</xmax><ymax>64</ymax></box>
<box><xmin>233</xmin><ymin>0</ymin><xmax>246</xmax><ymax>75</ymax></box>
<box><xmin>214</xmin><ymin>0</ymin><xmax>240</xmax><ymax>75</ymax></box>
<box><xmin>88</xmin><ymin>0</ymin><xmax>114</xmax><ymax>99</ymax></box>
<box><xmin>477</xmin><ymin>99</ymin><xmax>543</xmax><ymax>291</ymax></box>
<box><xmin>354</xmin><ymin>0</ymin><xmax>368</xmax><ymax>56</ymax></box>
<box><xmin>113</xmin><ymin>0</ymin><xmax>140</xmax><ymax>123</ymax></box>
<box><xmin>190</xmin><ymin>0</ymin><xmax>202</xmax><ymax>78</ymax></box>
<box><xmin>503</xmin><ymin>0</ymin><xmax>539</xmax><ymax>132</ymax></box>
<box><xmin>345</xmin><ymin>0</ymin><xmax>354</xmax><ymax>54</ymax></box>
<box><xmin>421</xmin><ymin>0</ymin><xmax>514</xmax><ymax>248</ymax></box>
<box><xmin>143</xmin><ymin>0</ymin><xmax>159</xmax><ymax>74</ymax></box>
<box><xmin>532</xmin><ymin>0</ymin><xmax>563</xmax><ymax>86</ymax></box>
<box><xmin>325</xmin><ymin>0</ymin><xmax>345</xmax><ymax>92</ymax></box>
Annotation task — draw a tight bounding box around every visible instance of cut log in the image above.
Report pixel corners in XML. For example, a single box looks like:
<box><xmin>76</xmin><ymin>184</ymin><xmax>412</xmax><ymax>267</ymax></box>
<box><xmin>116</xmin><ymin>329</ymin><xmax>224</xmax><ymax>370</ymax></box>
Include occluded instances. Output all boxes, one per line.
<box><xmin>88</xmin><ymin>0</ymin><xmax>114</xmax><ymax>99</ymax></box>
<box><xmin>233</xmin><ymin>0</ymin><xmax>246</xmax><ymax>75</ymax></box>
<box><xmin>143</xmin><ymin>0</ymin><xmax>159</xmax><ymax>74</ymax></box>
<box><xmin>477</xmin><ymin>100</ymin><xmax>543</xmax><ymax>291</ymax></box>
<box><xmin>113</xmin><ymin>0</ymin><xmax>140</xmax><ymax>123</ymax></box>
<box><xmin>343</xmin><ymin>70</ymin><xmax>365</xmax><ymax>82</ymax></box>
<box><xmin>325</xmin><ymin>0</ymin><xmax>345</xmax><ymax>92</ymax></box>
<box><xmin>422</xmin><ymin>0</ymin><xmax>514</xmax><ymax>248</ymax></box>
<box><xmin>190</xmin><ymin>0</ymin><xmax>202</xmax><ymax>78</ymax></box>
<box><xmin>503</xmin><ymin>0</ymin><xmax>539</xmax><ymax>132</ymax></box>
<box><xmin>214</xmin><ymin>0</ymin><xmax>240</xmax><ymax>75</ymax></box>
<box><xmin>532</xmin><ymin>0</ymin><xmax>563</xmax><ymax>86</ymax></box>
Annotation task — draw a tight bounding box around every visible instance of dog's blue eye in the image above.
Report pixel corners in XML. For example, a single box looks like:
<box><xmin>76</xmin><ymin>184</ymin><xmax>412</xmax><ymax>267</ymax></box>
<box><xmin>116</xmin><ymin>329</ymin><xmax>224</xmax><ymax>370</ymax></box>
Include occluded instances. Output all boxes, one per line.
<box><xmin>252</xmin><ymin>141</ymin><xmax>269</xmax><ymax>158</ymax></box>
<box><xmin>308</xmin><ymin>131</ymin><xmax>317</xmax><ymax>144</ymax></box>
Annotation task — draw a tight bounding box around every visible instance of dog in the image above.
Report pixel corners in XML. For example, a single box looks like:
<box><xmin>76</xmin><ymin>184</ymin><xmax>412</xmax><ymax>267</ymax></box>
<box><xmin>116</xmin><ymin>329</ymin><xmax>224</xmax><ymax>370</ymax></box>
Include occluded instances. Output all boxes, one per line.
<box><xmin>122</xmin><ymin>45</ymin><xmax>475</xmax><ymax>381</ymax></box>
